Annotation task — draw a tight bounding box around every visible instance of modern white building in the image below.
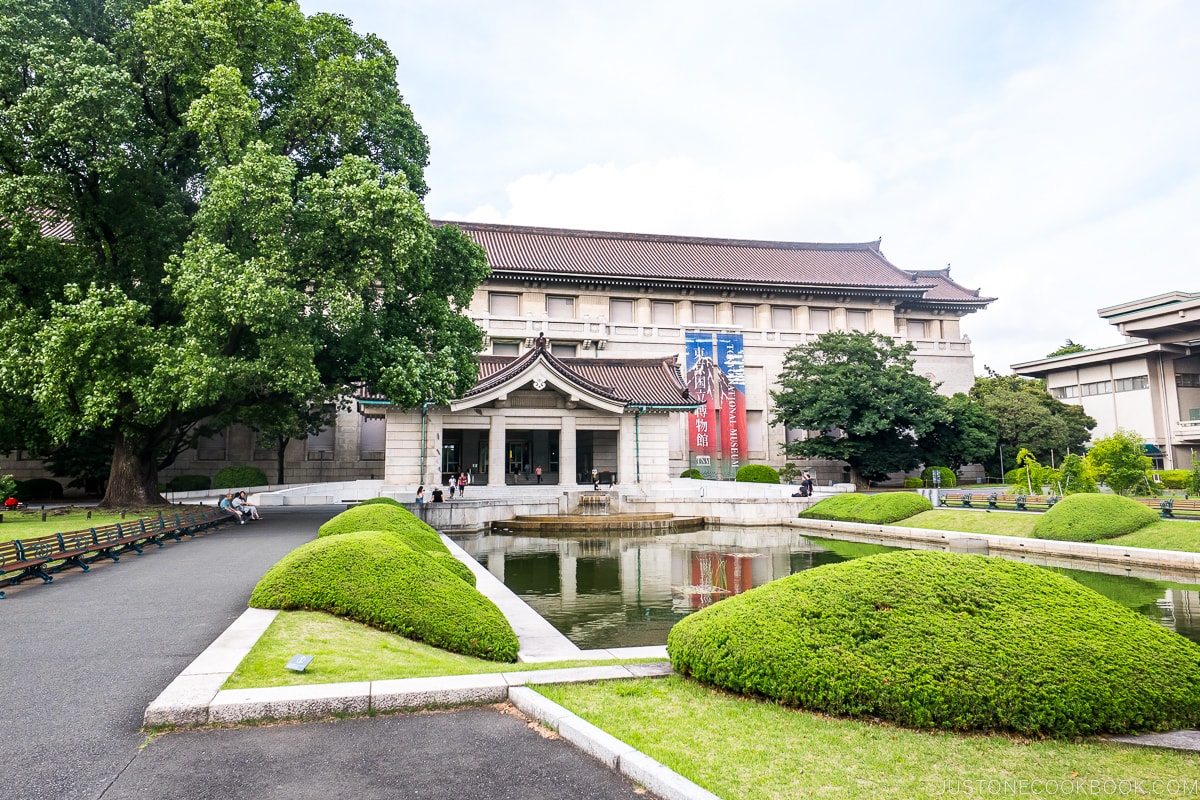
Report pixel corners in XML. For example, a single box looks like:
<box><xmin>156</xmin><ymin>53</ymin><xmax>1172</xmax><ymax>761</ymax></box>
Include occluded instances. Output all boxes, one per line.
<box><xmin>1012</xmin><ymin>291</ymin><xmax>1200</xmax><ymax>470</ymax></box>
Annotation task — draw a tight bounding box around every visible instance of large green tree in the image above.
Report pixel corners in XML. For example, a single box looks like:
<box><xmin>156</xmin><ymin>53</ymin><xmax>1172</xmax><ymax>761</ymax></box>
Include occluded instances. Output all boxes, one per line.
<box><xmin>771</xmin><ymin>332</ymin><xmax>949</xmax><ymax>486</ymax></box>
<box><xmin>0</xmin><ymin>0</ymin><xmax>489</xmax><ymax>506</ymax></box>
<box><xmin>1085</xmin><ymin>429</ymin><xmax>1153</xmax><ymax>495</ymax></box>
<box><xmin>969</xmin><ymin>371</ymin><xmax>1095</xmax><ymax>475</ymax></box>
<box><xmin>918</xmin><ymin>392</ymin><xmax>998</xmax><ymax>471</ymax></box>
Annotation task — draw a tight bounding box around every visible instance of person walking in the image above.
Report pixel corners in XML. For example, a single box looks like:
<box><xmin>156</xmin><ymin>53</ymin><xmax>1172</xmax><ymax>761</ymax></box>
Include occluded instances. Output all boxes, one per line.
<box><xmin>535</xmin><ymin>465</ymin><xmax>543</xmax><ymax>484</ymax></box>
<box><xmin>448</xmin><ymin>479</ymin><xmax>456</xmax><ymax>499</ymax></box>
<box><xmin>458</xmin><ymin>472</ymin><xmax>468</xmax><ymax>497</ymax></box>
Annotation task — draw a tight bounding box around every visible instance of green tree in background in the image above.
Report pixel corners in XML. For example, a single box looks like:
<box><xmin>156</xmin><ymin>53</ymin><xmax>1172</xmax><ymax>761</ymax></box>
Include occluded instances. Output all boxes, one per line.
<box><xmin>771</xmin><ymin>332</ymin><xmax>949</xmax><ymax>486</ymax></box>
<box><xmin>1046</xmin><ymin>339</ymin><xmax>1087</xmax><ymax>357</ymax></box>
<box><xmin>1086</xmin><ymin>429</ymin><xmax>1153</xmax><ymax>495</ymax></box>
<box><xmin>918</xmin><ymin>393</ymin><xmax>998</xmax><ymax>471</ymax></box>
<box><xmin>969</xmin><ymin>370</ymin><xmax>1095</xmax><ymax>475</ymax></box>
<box><xmin>0</xmin><ymin>0</ymin><xmax>489</xmax><ymax>506</ymax></box>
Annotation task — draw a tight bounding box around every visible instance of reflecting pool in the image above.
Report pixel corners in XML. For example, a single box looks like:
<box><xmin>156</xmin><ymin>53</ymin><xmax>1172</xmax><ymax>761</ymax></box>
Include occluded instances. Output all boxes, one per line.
<box><xmin>450</xmin><ymin>526</ymin><xmax>1200</xmax><ymax>650</ymax></box>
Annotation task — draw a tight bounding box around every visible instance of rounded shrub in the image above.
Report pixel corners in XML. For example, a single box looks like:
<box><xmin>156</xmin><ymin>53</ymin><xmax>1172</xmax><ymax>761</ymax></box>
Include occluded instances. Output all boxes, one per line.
<box><xmin>430</xmin><ymin>552</ymin><xmax>477</xmax><ymax>586</ymax></box>
<box><xmin>680</xmin><ymin>468</ymin><xmax>704</xmax><ymax>480</ymax></box>
<box><xmin>1032</xmin><ymin>493</ymin><xmax>1158</xmax><ymax>542</ymax></box>
<box><xmin>167</xmin><ymin>474</ymin><xmax>211</xmax><ymax>492</ymax></box>
<box><xmin>735</xmin><ymin>464</ymin><xmax>780</xmax><ymax>484</ymax></box>
<box><xmin>319</xmin><ymin>504</ymin><xmax>448</xmax><ymax>554</ymax></box>
<box><xmin>1153</xmin><ymin>470</ymin><xmax>1190</xmax><ymax>490</ymax></box>
<box><xmin>250</xmin><ymin>531</ymin><xmax>517</xmax><ymax>661</ymax></box>
<box><xmin>356</xmin><ymin>497</ymin><xmax>404</xmax><ymax>507</ymax></box>
<box><xmin>212</xmin><ymin>465</ymin><xmax>268</xmax><ymax>490</ymax></box>
<box><xmin>903</xmin><ymin>477</ymin><xmax>923</xmax><ymax>489</ymax></box>
<box><xmin>667</xmin><ymin>550</ymin><xmax>1200</xmax><ymax>735</ymax></box>
<box><xmin>920</xmin><ymin>466</ymin><xmax>957</xmax><ymax>488</ymax></box>
<box><xmin>798</xmin><ymin>493</ymin><xmax>869</xmax><ymax>520</ymax></box>
<box><xmin>799</xmin><ymin>492</ymin><xmax>931</xmax><ymax>524</ymax></box>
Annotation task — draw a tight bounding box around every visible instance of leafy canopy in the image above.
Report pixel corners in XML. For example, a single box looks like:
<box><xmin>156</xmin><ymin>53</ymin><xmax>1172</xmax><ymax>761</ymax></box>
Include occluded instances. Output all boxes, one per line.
<box><xmin>1085</xmin><ymin>429</ymin><xmax>1153</xmax><ymax>496</ymax></box>
<box><xmin>0</xmin><ymin>0</ymin><xmax>489</xmax><ymax>505</ymax></box>
<box><xmin>771</xmin><ymin>332</ymin><xmax>949</xmax><ymax>484</ymax></box>
<box><xmin>969</xmin><ymin>370</ymin><xmax>1095</xmax><ymax>475</ymax></box>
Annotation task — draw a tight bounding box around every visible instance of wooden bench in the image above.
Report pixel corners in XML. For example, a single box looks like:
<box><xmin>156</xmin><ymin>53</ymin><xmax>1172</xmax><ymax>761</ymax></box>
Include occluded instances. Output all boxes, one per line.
<box><xmin>940</xmin><ymin>491</ymin><xmax>1059</xmax><ymax>511</ymax></box>
<box><xmin>1136</xmin><ymin>496</ymin><xmax>1200</xmax><ymax>519</ymax></box>
<box><xmin>0</xmin><ymin>509</ymin><xmax>228</xmax><ymax>598</ymax></box>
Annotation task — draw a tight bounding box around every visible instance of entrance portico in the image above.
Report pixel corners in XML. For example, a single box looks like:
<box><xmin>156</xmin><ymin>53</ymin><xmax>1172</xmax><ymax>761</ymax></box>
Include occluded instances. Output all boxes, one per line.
<box><xmin>382</xmin><ymin>342</ymin><xmax>699</xmax><ymax>490</ymax></box>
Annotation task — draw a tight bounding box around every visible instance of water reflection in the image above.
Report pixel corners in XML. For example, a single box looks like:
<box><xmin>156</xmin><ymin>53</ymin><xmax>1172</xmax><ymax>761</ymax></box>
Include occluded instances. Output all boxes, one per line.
<box><xmin>450</xmin><ymin>527</ymin><xmax>1200</xmax><ymax>650</ymax></box>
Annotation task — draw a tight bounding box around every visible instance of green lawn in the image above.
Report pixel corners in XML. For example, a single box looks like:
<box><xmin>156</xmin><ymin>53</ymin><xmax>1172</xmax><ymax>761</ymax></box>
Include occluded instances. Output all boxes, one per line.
<box><xmin>536</xmin><ymin>676</ymin><xmax>1200</xmax><ymax>800</ymax></box>
<box><xmin>898</xmin><ymin>509</ymin><xmax>1200</xmax><ymax>552</ymax></box>
<box><xmin>0</xmin><ymin>508</ymin><xmax>163</xmax><ymax>542</ymax></box>
<box><xmin>224</xmin><ymin>610</ymin><xmax>663</xmax><ymax>689</ymax></box>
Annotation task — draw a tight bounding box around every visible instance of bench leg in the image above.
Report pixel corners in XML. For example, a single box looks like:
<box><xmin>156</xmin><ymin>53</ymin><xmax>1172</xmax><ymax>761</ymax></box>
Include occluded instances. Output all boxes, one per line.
<box><xmin>52</xmin><ymin>555</ymin><xmax>90</xmax><ymax>574</ymax></box>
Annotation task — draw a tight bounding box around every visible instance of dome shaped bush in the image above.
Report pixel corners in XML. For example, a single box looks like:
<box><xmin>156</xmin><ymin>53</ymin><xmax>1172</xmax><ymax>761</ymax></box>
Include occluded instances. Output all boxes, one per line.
<box><xmin>212</xmin><ymin>465</ymin><xmax>268</xmax><ymax>489</ymax></box>
<box><xmin>250</xmin><ymin>531</ymin><xmax>516</xmax><ymax>661</ymax></box>
<box><xmin>735</xmin><ymin>464</ymin><xmax>780</xmax><ymax>483</ymax></box>
<box><xmin>799</xmin><ymin>492</ymin><xmax>930</xmax><ymax>524</ymax></box>
<box><xmin>356</xmin><ymin>496</ymin><xmax>404</xmax><ymax>507</ymax></box>
<box><xmin>1032</xmin><ymin>493</ymin><xmax>1158</xmax><ymax>542</ymax></box>
<box><xmin>667</xmin><ymin>550</ymin><xmax>1200</xmax><ymax>736</ymax></box>
<box><xmin>318</xmin><ymin>504</ymin><xmax>447</xmax><ymax>554</ymax></box>
<box><xmin>680</xmin><ymin>468</ymin><xmax>704</xmax><ymax>480</ymax></box>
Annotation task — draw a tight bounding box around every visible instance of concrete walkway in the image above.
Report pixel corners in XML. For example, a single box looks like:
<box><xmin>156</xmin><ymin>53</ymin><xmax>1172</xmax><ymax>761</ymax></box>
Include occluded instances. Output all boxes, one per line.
<box><xmin>0</xmin><ymin>507</ymin><xmax>673</xmax><ymax>800</ymax></box>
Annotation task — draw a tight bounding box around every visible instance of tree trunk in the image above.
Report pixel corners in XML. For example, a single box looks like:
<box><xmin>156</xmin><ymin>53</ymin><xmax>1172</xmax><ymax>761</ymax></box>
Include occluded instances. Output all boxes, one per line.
<box><xmin>276</xmin><ymin>436</ymin><xmax>289</xmax><ymax>485</ymax></box>
<box><xmin>100</xmin><ymin>431</ymin><xmax>169</xmax><ymax>508</ymax></box>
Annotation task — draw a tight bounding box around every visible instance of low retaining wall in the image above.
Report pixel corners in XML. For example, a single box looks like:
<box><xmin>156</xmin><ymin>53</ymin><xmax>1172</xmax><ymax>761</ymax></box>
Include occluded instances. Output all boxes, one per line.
<box><xmin>406</xmin><ymin>500</ymin><xmax>563</xmax><ymax>533</ymax></box>
<box><xmin>791</xmin><ymin>518</ymin><xmax>1200</xmax><ymax>581</ymax></box>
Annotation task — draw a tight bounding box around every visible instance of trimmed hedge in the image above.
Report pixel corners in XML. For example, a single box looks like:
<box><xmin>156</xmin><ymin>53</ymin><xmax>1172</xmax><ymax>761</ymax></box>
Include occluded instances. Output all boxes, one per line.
<box><xmin>318</xmin><ymin>504</ymin><xmax>448</xmax><ymax>554</ymax></box>
<box><xmin>903</xmin><ymin>477</ymin><xmax>923</xmax><ymax>488</ymax></box>
<box><xmin>250</xmin><ymin>531</ymin><xmax>517</xmax><ymax>661</ymax></box>
<box><xmin>680</xmin><ymin>468</ymin><xmax>705</xmax><ymax>480</ymax></box>
<box><xmin>356</xmin><ymin>497</ymin><xmax>404</xmax><ymax>507</ymax></box>
<box><xmin>799</xmin><ymin>492</ymin><xmax>931</xmax><ymax>524</ymax></box>
<box><xmin>167</xmin><ymin>474</ymin><xmax>211</xmax><ymax>492</ymax></box>
<box><xmin>667</xmin><ymin>550</ymin><xmax>1200</xmax><ymax>735</ymax></box>
<box><xmin>212</xmin><ymin>465</ymin><xmax>268</xmax><ymax>489</ymax></box>
<box><xmin>735</xmin><ymin>464</ymin><xmax>780</xmax><ymax>484</ymax></box>
<box><xmin>920</xmin><ymin>466</ymin><xmax>957</xmax><ymax>488</ymax></box>
<box><xmin>1152</xmin><ymin>470</ymin><xmax>1191</xmax><ymax>490</ymax></box>
<box><xmin>1032</xmin><ymin>493</ymin><xmax>1158</xmax><ymax>542</ymax></box>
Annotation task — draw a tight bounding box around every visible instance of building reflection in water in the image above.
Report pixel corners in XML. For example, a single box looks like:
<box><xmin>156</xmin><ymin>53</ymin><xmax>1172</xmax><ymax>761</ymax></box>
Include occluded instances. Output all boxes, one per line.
<box><xmin>451</xmin><ymin>527</ymin><xmax>1200</xmax><ymax>651</ymax></box>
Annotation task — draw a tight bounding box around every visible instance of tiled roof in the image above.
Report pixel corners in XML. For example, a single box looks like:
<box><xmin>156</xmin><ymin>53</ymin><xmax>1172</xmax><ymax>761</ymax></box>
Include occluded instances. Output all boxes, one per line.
<box><xmin>470</xmin><ymin>348</ymin><xmax>698</xmax><ymax>408</ymax></box>
<box><xmin>442</xmin><ymin>221</ymin><xmax>936</xmax><ymax>295</ymax></box>
<box><xmin>904</xmin><ymin>268</ymin><xmax>995</xmax><ymax>306</ymax></box>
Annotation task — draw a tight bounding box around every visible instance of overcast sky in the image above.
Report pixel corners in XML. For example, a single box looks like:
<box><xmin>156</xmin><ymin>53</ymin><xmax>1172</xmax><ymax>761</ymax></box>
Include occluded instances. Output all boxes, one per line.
<box><xmin>300</xmin><ymin>0</ymin><xmax>1200</xmax><ymax>377</ymax></box>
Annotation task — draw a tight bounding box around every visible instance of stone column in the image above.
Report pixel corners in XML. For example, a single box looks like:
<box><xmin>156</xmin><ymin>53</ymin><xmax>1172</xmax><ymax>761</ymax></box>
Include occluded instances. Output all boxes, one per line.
<box><xmin>618</xmin><ymin>413</ymin><xmax>638</xmax><ymax>485</ymax></box>
<box><xmin>560</xmin><ymin>415</ymin><xmax>577</xmax><ymax>486</ymax></box>
<box><xmin>489</xmin><ymin>414</ymin><xmax>506</xmax><ymax>487</ymax></box>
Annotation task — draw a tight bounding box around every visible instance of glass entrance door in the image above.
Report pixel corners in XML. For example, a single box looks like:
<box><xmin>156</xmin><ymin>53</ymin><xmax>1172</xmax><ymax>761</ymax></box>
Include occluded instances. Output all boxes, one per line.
<box><xmin>507</xmin><ymin>441</ymin><xmax>529</xmax><ymax>476</ymax></box>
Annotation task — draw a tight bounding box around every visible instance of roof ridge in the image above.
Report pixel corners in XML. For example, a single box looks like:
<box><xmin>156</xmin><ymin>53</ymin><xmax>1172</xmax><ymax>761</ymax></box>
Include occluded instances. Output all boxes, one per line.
<box><xmin>436</xmin><ymin>219</ymin><xmax>883</xmax><ymax>253</ymax></box>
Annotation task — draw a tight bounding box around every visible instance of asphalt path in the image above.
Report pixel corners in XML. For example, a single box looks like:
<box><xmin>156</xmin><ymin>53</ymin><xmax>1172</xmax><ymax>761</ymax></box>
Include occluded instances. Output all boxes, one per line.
<box><xmin>1</xmin><ymin>506</ymin><xmax>652</xmax><ymax>800</ymax></box>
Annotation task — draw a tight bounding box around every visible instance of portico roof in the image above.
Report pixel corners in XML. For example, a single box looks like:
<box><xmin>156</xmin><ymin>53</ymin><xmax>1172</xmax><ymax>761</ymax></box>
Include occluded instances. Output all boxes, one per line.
<box><xmin>457</xmin><ymin>338</ymin><xmax>700</xmax><ymax>413</ymax></box>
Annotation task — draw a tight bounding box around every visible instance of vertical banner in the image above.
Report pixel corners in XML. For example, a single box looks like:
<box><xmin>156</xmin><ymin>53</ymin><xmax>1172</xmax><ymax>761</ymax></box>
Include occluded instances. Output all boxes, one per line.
<box><xmin>685</xmin><ymin>330</ymin><xmax>745</xmax><ymax>479</ymax></box>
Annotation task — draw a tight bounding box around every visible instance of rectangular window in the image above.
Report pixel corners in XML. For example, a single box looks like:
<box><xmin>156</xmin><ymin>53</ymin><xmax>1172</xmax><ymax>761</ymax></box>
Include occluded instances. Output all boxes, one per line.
<box><xmin>771</xmin><ymin>306</ymin><xmax>793</xmax><ymax>329</ymax></box>
<box><xmin>1176</xmin><ymin>373</ymin><xmax>1200</xmax><ymax>388</ymax></box>
<box><xmin>732</xmin><ymin>304</ymin><xmax>756</xmax><ymax>328</ymax></box>
<box><xmin>546</xmin><ymin>295</ymin><xmax>576</xmax><ymax>318</ymax></box>
<box><xmin>1051</xmin><ymin>385</ymin><xmax>1079</xmax><ymax>399</ymax></box>
<box><xmin>306</xmin><ymin>425</ymin><xmax>336</xmax><ymax>461</ymax></box>
<box><xmin>809</xmin><ymin>308</ymin><xmax>830</xmax><ymax>333</ymax></box>
<box><xmin>746</xmin><ymin>410</ymin><xmax>764</xmax><ymax>451</ymax></box>
<box><xmin>359</xmin><ymin>414</ymin><xmax>386</xmax><ymax>461</ymax></box>
<box><xmin>552</xmin><ymin>342</ymin><xmax>577</xmax><ymax>357</ymax></box>
<box><xmin>610</xmin><ymin>298</ymin><xmax>635</xmax><ymax>322</ymax></box>
<box><xmin>907</xmin><ymin>319</ymin><xmax>926</xmax><ymax>338</ymax></box>
<box><xmin>1080</xmin><ymin>380</ymin><xmax>1111</xmax><ymax>397</ymax></box>
<box><xmin>197</xmin><ymin>429</ymin><xmax>228</xmax><ymax>461</ymax></box>
<box><xmin>846</xmin><ymin>310</ymin><xmax>868</xmax><ymax>331</ymax></box>
<box><xmin>488</xmin><ymin>292</ymin><xmax>519</xmax><ymax>315</ymax></box>
<box><xmin>1114</xmin><ymin>376</ymin><xmax>1149</xmax><ymax>392</ymax></box>
<box><xmin>651</xmin><ymin>301</ymin><xmax>675</xmax><ymax>325</ymax></box>
<box><xmin>691</xmin><ymin>303</ymin><xmax>716</xmax><ymax>324</ymax></box>
<box><xmin>492</xmin><ymin>340</ymin><xmax>520</xmax><ymax>356</ymax></box>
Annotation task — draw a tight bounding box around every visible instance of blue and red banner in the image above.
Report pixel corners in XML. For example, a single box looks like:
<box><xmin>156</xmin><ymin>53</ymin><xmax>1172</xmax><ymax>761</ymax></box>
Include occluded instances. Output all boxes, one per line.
<box><xmin>685</xmin><ymin>331</ymin><xmax>746</xmax><ymax>479</ymax></box>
